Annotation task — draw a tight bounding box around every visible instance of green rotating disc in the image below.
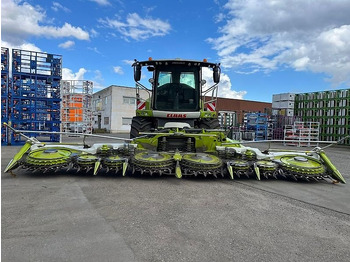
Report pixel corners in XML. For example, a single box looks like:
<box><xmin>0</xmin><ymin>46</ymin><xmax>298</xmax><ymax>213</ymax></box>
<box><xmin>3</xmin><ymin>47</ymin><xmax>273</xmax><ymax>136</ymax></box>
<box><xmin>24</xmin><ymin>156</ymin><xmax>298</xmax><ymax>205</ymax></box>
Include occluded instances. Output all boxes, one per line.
<box><xmin>275</xmin><ymin>155</ymin><xmax>326</xmax><ymax>176</ymax></box>
<box><xmin>255</xmin><ymin>160</ymin><xmax>278</xmax><ymax>172</ymax></box>
<box><xmin>182</xmin><ymin>153</ymin><xmax>222</xmax><ymax>170</ymax></box>
<box><xmin>104</xmin><ymin>155</ymin><xmax>124</xmax><ymax>167</ymax></box>
<box><xmin>132</xmin><ymin>152</ymin><xmax>173</xmax><ymax>168</ymax></box>
<box><xmin>228</xmin><ymin>160</ymin><xmax>250</xmax><ymax>171</ymax></box>
<box><xmin>77</xmin><ymin>155</ymin><xmax>99</xmax><ymax>165</ymax></box>
<box><xmin>26</xmin><ymin>148</ymin><xmax>72</xmax><ymax>166</ymax></box>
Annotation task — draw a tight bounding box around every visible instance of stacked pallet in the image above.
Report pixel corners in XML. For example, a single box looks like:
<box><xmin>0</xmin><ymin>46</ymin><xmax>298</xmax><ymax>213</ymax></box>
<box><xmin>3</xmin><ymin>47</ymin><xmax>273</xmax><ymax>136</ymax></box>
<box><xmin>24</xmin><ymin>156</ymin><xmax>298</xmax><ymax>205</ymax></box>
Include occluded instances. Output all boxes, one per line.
<box><xmin>1</xmin><ymin>47</ymin><xmax>9</xmax><ymax>144</ymax></box>
<box><xmin>61</xmin><ymin>80</ymin><xmax>93</xmax><ymax>134</ymax></box>
<box><xmin>284</xmin><ymin>121</ymin><xmax>320</xmax><ymax>147</ymax></box>
<box><xmin>2</xmin><ymin>48</ymin><xmax>62</xmax><ymax>145</ymax></box>
<box><xmin>245</xmin><ymin>113</ymin><xmax>268</xmax><ymax>140</ymax></box>
<box><xmin>272</xmin><ymin>93</ymin><xmax>295</xmax><ymax>116</ymax></box>
<box><xmin>295</xmin><ymin>90</ymin><xmax>349</xmax><ymax>145</ymax></box>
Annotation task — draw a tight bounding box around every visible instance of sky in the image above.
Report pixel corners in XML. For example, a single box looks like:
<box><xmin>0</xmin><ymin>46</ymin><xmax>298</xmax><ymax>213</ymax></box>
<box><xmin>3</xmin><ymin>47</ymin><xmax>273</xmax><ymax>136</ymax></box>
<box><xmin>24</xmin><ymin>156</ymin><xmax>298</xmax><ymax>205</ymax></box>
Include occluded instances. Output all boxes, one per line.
<box><xmin>1</xmin><ymin>0</ymin><xmax>350</xmax><ymax>102</ymax></box>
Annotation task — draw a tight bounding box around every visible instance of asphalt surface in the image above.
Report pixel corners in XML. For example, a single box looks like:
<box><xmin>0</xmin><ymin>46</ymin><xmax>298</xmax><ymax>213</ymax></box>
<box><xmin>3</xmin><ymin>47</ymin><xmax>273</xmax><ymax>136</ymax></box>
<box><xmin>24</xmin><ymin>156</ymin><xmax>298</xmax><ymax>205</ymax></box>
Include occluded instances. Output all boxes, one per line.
<box><xmin>2</xmin><ymin>135</ymin><xmax>350</xmax><ymax>262</ymax></box>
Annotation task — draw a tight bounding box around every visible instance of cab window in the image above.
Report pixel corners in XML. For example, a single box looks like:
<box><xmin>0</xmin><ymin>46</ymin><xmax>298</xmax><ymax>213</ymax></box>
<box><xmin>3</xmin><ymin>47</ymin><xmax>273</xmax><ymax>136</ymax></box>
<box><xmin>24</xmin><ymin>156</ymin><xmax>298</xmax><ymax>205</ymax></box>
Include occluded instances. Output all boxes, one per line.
<box><xmin>158</xmin><ymin>72</ymin><xmax>172</xmax><ymax>87</ymax></box>
<box><xmin>180</xmin><ymin>72</ymin><xmax>195</xmax><ymax>88</ymax></box>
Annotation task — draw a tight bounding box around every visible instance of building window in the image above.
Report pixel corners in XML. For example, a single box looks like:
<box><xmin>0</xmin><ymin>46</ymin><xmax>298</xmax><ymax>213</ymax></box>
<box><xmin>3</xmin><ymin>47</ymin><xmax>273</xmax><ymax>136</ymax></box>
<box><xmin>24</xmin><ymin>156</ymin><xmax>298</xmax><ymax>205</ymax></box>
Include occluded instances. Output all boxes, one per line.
<box><xmin>122</xmin><ymin>117</ymin><xmax>132</xmax><ymax>125</ymax></box>
<box><xmin>105</xmin><ymin>96</ymin><xmax>108</xmax><ymax>104</ymax></box>
<box><xmin>123</xmin><ymin>96</ymin><xmax>136</xmax><ymax>105</ymax></box>
<box><xmin>95</xmin><ymin>99</ymin><xmax>102</xmax><ymax>110</ymax></box>
<box><xmin>104</xmin><ymin>117</ymin><xmax>109</xmax><ymax>125</ymax></box>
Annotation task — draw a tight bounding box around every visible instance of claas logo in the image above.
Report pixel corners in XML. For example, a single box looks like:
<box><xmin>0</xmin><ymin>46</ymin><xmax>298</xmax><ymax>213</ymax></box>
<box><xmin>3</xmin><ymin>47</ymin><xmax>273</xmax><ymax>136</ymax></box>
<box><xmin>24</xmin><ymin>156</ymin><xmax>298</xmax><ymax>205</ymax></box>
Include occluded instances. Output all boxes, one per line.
<box><xmin>166</xmin><ymin>114</ymin><xmax>187</xmax><ymax>118</ymax></box>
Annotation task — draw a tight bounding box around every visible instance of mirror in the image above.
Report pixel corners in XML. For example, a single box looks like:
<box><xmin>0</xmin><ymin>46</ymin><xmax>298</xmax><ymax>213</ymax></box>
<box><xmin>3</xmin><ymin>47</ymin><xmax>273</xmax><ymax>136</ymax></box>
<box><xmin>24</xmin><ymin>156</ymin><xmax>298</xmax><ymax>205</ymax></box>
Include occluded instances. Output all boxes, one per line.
<box><xmin>213</xmin><ymin>66</ymin><xmax>220</xmax><ymax>83</ymax></box>
<box><xmin>134</xmin><ymin>64</ymin><xmax>141</xmax><ymax>81</ymax></box>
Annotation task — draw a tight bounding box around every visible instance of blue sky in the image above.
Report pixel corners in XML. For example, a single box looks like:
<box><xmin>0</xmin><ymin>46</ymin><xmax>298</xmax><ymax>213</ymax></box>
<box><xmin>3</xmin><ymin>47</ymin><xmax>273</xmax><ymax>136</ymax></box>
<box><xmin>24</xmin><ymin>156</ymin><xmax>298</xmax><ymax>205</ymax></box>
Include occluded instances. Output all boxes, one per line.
<box><xmin>2</xmin><ymin>0</ymin><xmax>350</xmax><ymax>102</ymax></box>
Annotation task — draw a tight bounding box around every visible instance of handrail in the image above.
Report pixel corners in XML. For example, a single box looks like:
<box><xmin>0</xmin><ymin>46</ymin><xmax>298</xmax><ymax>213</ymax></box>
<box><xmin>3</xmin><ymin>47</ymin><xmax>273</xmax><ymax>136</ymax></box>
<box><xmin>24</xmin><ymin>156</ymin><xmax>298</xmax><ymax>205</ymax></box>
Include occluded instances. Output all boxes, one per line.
<box><xmin>202</xmin><ymin>83</ymin><xmax>218</xmax><ymax>108</ymax></box>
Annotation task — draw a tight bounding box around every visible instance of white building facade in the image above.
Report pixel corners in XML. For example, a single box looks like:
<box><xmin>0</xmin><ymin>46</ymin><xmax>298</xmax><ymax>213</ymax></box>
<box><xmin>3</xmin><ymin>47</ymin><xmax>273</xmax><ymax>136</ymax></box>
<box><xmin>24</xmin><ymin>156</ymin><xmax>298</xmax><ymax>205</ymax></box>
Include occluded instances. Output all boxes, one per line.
<box><xmin>92</xmin><ymin>85</ymin><xmax>149</xmax><ymax>133</ymax></box>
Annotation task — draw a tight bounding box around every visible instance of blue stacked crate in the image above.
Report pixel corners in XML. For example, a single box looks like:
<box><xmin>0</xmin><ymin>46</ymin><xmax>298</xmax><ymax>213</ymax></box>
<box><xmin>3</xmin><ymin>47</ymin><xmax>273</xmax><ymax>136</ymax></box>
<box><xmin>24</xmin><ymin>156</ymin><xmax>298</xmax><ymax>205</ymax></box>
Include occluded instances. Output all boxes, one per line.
<box><xmin>10</xmin><ymin>49</ymin><xmax>62</xmax><ymax>144</ymax></box>
<box><xmin>246</xmin><ymin>113</ymin><xmax>268</xmax><ymax>141</ymax></box>
<box><xmin>1</xmin><ymin>47</ymin><xmax>10</xmax><ymax>145</ymax></box>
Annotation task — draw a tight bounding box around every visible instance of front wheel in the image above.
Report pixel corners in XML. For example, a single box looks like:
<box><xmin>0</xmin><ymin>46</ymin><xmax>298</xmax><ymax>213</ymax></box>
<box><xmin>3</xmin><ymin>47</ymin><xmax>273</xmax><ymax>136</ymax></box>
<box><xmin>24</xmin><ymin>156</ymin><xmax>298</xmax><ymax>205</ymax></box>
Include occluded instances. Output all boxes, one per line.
<box><xmin>198</xmin><ymin>118</ymin><xmax>220</xmax><ymax>129</ymax></box>
<box><xmin>130</xmin><ymin>117</ymin><xmax>153</xmax><ymax>138</ymax></box>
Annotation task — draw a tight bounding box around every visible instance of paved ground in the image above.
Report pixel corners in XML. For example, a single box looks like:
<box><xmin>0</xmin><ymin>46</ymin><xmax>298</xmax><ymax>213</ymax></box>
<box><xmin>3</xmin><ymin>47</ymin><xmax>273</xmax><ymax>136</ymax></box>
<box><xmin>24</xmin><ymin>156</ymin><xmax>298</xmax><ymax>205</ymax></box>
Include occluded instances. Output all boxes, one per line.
<box><xmin>2</xmin><ymin>135</ymin><xmax>350</xmax><ymax>262</ymax></box>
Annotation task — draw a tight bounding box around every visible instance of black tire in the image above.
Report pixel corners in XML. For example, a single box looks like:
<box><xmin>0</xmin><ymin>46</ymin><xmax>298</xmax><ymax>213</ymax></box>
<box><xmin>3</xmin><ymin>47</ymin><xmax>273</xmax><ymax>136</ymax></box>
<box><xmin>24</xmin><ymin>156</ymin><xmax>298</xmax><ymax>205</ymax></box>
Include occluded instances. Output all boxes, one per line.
<box><xmin>130</xmin><ymin>117</ymin><xmax>153</xmax><ymax>138</ymax></box>
<box><xmin>198</xmin><ymin>118</ymin><xmax>220</xmax><ymax>129</ymax></box>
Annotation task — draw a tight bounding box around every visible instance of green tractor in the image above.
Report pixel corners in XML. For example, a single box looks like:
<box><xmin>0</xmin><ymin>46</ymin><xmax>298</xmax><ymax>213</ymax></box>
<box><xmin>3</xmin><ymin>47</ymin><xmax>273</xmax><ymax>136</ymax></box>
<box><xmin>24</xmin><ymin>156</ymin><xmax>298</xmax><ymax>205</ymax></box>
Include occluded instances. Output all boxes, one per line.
<box><xmin>130</xmin><ymin>58</ymin><xmax>221</xmax><ymax>138</ymax></box>
<box><xmin>2</xmin><ymin>58</ymin><xmax>347</xmax><ymax>184</ymax></box>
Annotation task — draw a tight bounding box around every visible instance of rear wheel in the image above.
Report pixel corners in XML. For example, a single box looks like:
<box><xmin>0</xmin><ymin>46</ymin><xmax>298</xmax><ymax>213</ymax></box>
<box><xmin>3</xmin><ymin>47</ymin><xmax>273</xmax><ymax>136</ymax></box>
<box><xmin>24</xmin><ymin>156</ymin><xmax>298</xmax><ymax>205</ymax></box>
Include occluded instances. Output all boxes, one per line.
<box><xmin>198</xmin><ymin>118</ymin><xmax>220</xmax><ymax>129</ymax></box>
<box><xmin>130</xmin><ymin>117</ymin><xmax>153</xmax><ymax>138</ymax></box>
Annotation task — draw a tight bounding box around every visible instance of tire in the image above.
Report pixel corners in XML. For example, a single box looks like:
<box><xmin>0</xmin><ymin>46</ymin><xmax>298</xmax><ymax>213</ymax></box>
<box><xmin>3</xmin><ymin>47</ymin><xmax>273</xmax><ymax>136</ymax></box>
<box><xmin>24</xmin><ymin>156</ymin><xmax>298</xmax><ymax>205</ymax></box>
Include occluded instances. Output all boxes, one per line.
<box><xmin>130</xmin><ymin>117</ymin><xmax>153</xmax><ymax>138</ymax></box>
<box><xmin>198</xmin><ymin>118</ymin><xmax>220</xmax><ymax>129</ymax></box>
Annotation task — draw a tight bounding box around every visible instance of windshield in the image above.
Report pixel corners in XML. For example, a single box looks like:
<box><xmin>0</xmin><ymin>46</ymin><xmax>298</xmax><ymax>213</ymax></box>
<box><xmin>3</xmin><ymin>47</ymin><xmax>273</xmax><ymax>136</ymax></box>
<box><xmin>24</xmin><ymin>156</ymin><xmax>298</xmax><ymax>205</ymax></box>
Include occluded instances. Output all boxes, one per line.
<box><xmin>154</xmin><ymin>66</ymin><xmax>199</xmax><ymax>111</ymax></box>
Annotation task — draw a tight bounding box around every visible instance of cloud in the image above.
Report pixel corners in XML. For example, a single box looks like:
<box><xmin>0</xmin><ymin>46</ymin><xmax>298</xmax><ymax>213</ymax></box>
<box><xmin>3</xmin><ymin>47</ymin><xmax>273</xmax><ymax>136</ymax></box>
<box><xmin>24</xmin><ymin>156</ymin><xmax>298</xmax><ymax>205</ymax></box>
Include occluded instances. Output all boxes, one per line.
<box><xmin>208</xmin><ymin>0</ymin><xmax>350</xmax><ymax>87</ymax></box>
<box><xmin>1</xmin><ymin>40</ymin><xmax>42</xmax><ymax>52</ymax></box>
<box><xmin>202</xmin><ymin>68</ymin><xmax>247</xmax><ymax>99</ymax></box>
<box><xmin>1</xmin><ymin>40</ymin><xmax>42</xmax><ymax>75</ymax></box>
<box><xmin>123</xmin><ymin>60</ymin><xmax>135</xmax><ymax>66</ymax></box>
<box><xmin>62</xmin><ymin>68</ymin><xmax>87</xmax><ymax>81</ymax></box>
<box><xmin>90</xmin><ymin>29</ymin><xmax>99</xmax><ymax>38</ymax></box>
<box><xmin>2</xmin><ymin>0</ymin><xmax>89</xmax><ymax>45</ymax></box>
<box><xmin>113</xmin><ymin>66</ymin><xmax>124</xmax><ymax>75</ymax></box>
<box><xmin>87</xmin><ymin>47</ymin><xmax>102</xmax><ymax>54</ymax></box>
<box><xmin>89</xmin><ymin>0</ymin><xmax>111</xmax><ymax>6</ymax></box>
<box><xmin>214</xmin><ymin>13</ymin><xmax>225</xmax><ymax>23</ymax></box>
<box><xmin>52</xmin><ymin>2</ymin><xmax>70</xmax><ymax>12</ymax></box>
<box><xmin>92</xmin><ymin>70</ymin><xmax>106</xmax><ymax>92</ymax></box>
<box><xmin>59</xmin><ymin>40</ymin><xmax>75</xmax><ymax>49</ymax></box>
<box><xmin>62</xmin><ymin>68</ymin><xmax>105</xmax><ymax>92</ymax></box>
<box><xmin>99</xmin><ymin>13</ymin><xmax>171</xmax><ymax>41</ymax></box>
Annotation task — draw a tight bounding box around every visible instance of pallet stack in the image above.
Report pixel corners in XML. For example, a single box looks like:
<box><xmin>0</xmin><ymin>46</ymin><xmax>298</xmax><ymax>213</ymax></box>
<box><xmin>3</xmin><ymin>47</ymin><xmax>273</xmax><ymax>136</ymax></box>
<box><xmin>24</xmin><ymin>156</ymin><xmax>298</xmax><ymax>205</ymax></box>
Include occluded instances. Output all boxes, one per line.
<box><xmin>8</xmin><ymin>49</ymin><xmax>62</xmax><ymax>144</ymax></box>
<box><xmin>294</xmin><ymin>89</ymin><xmax>349</xmax><ymax>145</ymax></box>
<box><xmin>1</xmin><ymin>47</ymin><xmax>10</xmax><ymax>145</ymax></box>
<box><xmin>245</xmin><ymin>113</ymin><xmax>268</xmax><ymax>140</ymax></box>
<box><xmin>269</xmin><ymin>115</ymin><xmax>302</xmax><ymax>140</ymax></box>
<box><xmin>218</xmin><ymin>111</ymin><xmax>237</xmax><ymax>128</ymax></box>
<box><xmin>272</xmin><ymin>93</ymin><xmax>295</xmax><ymax>116</ymax></box>
<box><xmin>61</xmin><ymin>80</ymin><xmax>93</xmax><ymax>134</ymax></box>
<box><xmin>284</xmin><ymin>121</ymin><xmax>320</xmax><ymax>147</ymax></box>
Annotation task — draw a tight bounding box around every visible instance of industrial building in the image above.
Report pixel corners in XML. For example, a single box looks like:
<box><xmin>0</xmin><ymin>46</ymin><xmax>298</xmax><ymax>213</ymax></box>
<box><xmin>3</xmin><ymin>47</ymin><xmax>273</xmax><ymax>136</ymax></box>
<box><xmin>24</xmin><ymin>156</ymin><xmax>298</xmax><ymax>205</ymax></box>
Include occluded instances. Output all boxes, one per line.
<box><xmin>216</xmin><ymin>97</ymin><xmax>272</xmax><ymax>126</ymax></box>
<box><xmin>92</xmin><ymin>85</ymin><xmax>149</xmax><ymax>133</ymax></box>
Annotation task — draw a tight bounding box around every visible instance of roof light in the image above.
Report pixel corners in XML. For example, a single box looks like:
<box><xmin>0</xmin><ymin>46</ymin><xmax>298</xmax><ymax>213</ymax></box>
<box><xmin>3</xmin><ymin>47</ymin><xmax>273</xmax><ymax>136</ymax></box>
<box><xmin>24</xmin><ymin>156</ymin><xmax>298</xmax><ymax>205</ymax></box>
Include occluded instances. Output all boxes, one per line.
<box><xmin>203</xmin><ymin>58</ymin><xmax>208</xmax><ymax>62</ymax></box>
<box><xmin>149</xmin><ymin>57</ymin><xmax>153</xmax><ymax>61</ymax></box>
